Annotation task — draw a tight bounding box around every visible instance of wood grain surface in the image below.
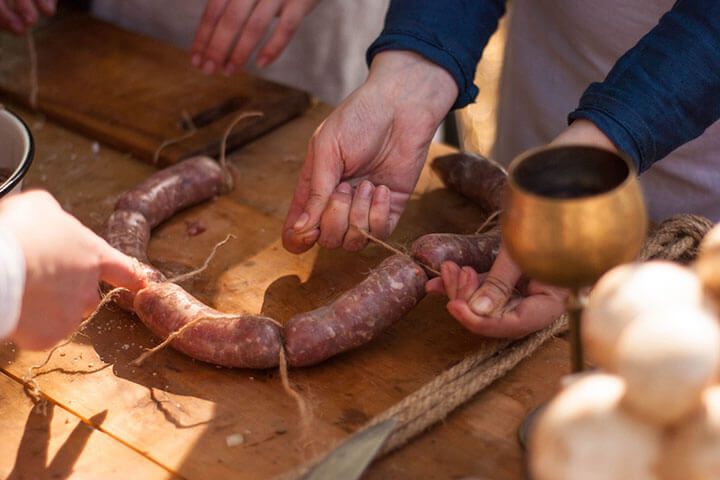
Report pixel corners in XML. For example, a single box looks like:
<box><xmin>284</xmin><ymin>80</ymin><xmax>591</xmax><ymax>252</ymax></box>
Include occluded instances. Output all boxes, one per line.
<box><xmin>0</xmin><ymin>17</ymin><xmax>569</xmax><ymax>477</ymax></box>
<box><xmin>0</xmin><ymin>12</ymin><xmax>310</xmax><ymax>166</ymax></box>
<box><xmin>0</xmin><ymin>102</ymin><xmax>569</xmax><ymax>479</ymax></box>
<box><xmin>0</xmin><ymin>371</ymin><xmax>175</xmax><ymax>478</ymax></box>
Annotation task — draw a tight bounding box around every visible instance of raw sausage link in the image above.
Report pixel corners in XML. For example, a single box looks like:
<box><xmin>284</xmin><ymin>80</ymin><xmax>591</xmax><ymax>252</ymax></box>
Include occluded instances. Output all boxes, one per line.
<box><xmin>105</xmin><ymin>156</ymin><xmax>285</xmax><ymax>369</ymax></box>
<box><xmin>431</xmin><ymin>153</ymin><xmax>507</xmax><ymax>213</ymax></box>
<box><xmin>134</xmin><ymin>283</ymin><xmax>282</xmax><ymax>369</ymax></box>
<box><xmin>284</xmin><ymin>254</ymin><xmax>428</xmax><ymax>367</ymax></box>
<box><xmin>105</xmin><ymin>209</ymin><xmax>166</xmax><ymax>310</ymax></box>
<box><xmin>115</xmin><ymin>156</ymin><xmax>225</xmax><ymax>227</ymax></box>
<box><xmin>106</xmin><ymin>209</ymin><xmax>152</xmax><ymax>263</ymax></box>
<box><xmin>410</xmin><ymin>229</ymin><xmax>501</xmax><ymax>275</ymax></box>
<box><xmin>107</xmin><ymin>155</ymin><xmax>439</xmax><ymax>369</ymax></box>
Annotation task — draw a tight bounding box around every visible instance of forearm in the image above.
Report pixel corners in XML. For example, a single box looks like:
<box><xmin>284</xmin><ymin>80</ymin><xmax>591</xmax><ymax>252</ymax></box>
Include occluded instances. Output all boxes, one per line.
<box><xmin>367</xmin><ymin>0</ymin><xmax>506</xmax><ymax>110</ymax></box>
<box><xmin>0</xmin><ymin>227</ymin><xmax>25</xmax><ymax>339</ymax></box>
<box><xmin>568</xmin><ymin>0</ymin><xmax>720</xmax><ymax>172</ymax></box>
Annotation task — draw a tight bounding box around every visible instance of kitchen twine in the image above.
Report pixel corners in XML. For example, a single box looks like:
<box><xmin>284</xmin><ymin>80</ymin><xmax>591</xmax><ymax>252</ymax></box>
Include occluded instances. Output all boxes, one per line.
<box><xmin>26</xmin><ymin>32</ymin><xmax>38</xmax><ymax>109</ymax></box>
<box><xmin>280</xmin><ymin>213</ymin><xmax>713</xmax><ymax>479</ymax></box>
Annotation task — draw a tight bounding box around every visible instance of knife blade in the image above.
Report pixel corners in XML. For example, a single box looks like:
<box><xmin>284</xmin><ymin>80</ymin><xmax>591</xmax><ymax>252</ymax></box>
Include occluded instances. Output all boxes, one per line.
<box><xmin>303</xmin><ymin>419</ymin><xmax>397</xmax><ymax>480</ymax></box>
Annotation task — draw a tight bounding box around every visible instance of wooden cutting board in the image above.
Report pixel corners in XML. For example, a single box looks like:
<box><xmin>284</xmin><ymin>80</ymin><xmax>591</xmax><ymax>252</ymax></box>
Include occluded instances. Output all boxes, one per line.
<box><xmin>0</xmin><ymin>12</ymin><xmax>311</xmax><ymax>166</ymax></box>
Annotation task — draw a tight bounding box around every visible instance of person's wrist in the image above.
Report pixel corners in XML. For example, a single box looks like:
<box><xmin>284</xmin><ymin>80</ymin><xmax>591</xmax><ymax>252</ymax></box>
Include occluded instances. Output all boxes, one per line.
<box><xmin>552</xmin><ymin>119</ymin><xmax>619</xmax><ymax>153</ymax></box>
<box><xmin>368</xmin><ymin>50</ymin><xmax>457</xmax><ymax>123</ymax></box>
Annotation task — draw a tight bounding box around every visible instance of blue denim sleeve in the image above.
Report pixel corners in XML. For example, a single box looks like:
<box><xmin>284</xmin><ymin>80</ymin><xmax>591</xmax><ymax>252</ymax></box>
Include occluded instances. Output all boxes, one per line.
<box><xmin>366</xmin><ymin>0</ymin><xmax>506</xmax><ymax>110</ymax></box>
<box><xmin>568</xmin><ymin>0</ymin><xmax>720</xmax><ymax>173</ymax></box>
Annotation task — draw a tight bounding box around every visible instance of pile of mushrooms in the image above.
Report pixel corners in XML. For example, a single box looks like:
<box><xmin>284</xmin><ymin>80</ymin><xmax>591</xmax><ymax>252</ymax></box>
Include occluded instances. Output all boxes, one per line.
<box><xmin>530</xmin><ymin>225</ymin><xmax>720</xmax><ymax>480</ymax></box>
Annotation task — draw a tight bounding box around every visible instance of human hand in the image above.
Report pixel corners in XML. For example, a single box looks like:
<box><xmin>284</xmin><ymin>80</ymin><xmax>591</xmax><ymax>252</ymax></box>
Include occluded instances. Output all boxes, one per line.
<box><xmin>426</xmin><ymin>119</ymin><xmax>616</xmax><ymax>337</ymax></box>
<box><xmin>191</xmin><ymin>0</ymin><xmax>320</xmax><ymax>75</ymax></box>
<box><xmin>282</xmin><ymin>51</ymin><xmax>458</xmax><ymax>253</ymax></box>
<box><xmin>0</xmin><ymin>0</ymin><xmax>56</xmax><ymax>35</ymax></box>
<box><xmin>426</xmin><ymin>248</ymin><xmax>568</xmax><ymax>338</ymax></box>
<box><xmin>0</xmin><ymin>191</ymin><xmax>146</xmax><ymax>349</ymax></box>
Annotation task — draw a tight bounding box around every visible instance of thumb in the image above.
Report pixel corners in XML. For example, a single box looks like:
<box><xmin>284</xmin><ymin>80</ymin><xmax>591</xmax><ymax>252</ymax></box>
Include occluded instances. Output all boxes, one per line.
<box><xmin>97</xmin><ymin>241</ymin><xmax>148</xmax><ymax>292</ymax></box>
<box><xmin>290</xmin><ymin>137</ymin><xmax>342</xmax><ymax>235</ymax></box>
<box><xmin>467</xmin><ymin>245</ymin><xmax>522</xmax><ymax>316</ymax></box>
<box><xmin>283</xmin><ymin>148</ymin><xmax>314</xmax><ymax>234</ymax></box>
<box><xmin>283</xmin><ymin>139</ymin><xmax>337</xmax><ymax>253</ymax></box>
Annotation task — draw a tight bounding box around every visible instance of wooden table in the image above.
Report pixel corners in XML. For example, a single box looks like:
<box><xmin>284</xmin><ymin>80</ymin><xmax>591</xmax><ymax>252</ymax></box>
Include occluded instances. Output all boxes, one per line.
<box><xmin>0</xmin><ymin>89</ymin><xmax>570</xmax><ymax>480</ymax></box>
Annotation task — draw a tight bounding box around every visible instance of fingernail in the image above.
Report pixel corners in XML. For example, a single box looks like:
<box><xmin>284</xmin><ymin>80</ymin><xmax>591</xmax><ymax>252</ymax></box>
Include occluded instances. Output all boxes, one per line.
<box><xmin>22</xmin><ymin>12</ymin><xmax>34</xmax><ymax>23</ymax></box>
<box><xmin>191</xmin><ymin>54</ymin><xmax>202</xmax><ymax>68</ymax></box>
<box><xmin>470</xmin><ymin>296</ymin><xmax>493</xmax><ymax>315</ymax></box>
<box><xmin>293</xmin><ymin>212</ymin><xmax>309</xmax><ymax>231</ymax></box>
<box><xmin>224</xmin><ymin>64</ymin><xmax>237</xmax><ymax>76</ymax></box>
<box><xmin>43</xmin><ymin>0</ymin><xmax>56</xmax><ymax>14</ymax></box>
<box><xmin>256</xmin><ymin>56</ymin><xmax>269</xmax><ymax>68</ymax></box>
<box><xmin>375</xmin><ymin>185</ymin><xmax>389</xmax><ymax>201</ymax></box>
<box><xmin>11</xmin><ymin>20</ymin><xmax>23</xmax><ymax>33</ymax></box>
<box><xmin>303</xmin><ymin>234</ymin><xmax>318</xmax><ymax>246</ymax></box>
<box><xmin>358</xmin><ymin>181</ymin><xmax>373</xmax><ymax>198</ymax></box>
<box><xmin>337</xmin><ymin>182</ymin><xmax>352</xmax><ymax>194</ymax></box>
<box><xmin>202</xmin><ymin>60</ymin><xmax>216</xmax><ymax>75</ymax></box>
<box><xmin>458</xmin><ymin>271</ymin><xmax>467</xmax><ymax>290</ymax></box>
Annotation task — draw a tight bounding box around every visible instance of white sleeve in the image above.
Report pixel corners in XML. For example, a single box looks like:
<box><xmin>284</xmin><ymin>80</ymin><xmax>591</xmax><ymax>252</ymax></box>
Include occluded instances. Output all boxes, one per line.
<box><xmin>0</xmin><ymin>227</ymin><xmax>25</xmax><ymax>339</ymax></box>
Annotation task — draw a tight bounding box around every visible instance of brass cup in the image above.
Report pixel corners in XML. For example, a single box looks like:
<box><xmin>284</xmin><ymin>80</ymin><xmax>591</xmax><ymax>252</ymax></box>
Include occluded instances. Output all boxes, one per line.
<box><xmin>503</xmin><ymin>145</ymin><xmax>647</xmax><ymax>289</ymax></box>
<box><xmin>507</xmin><ymin>145</ymin><xmax>648</xmax><ymax>449</ymax></box>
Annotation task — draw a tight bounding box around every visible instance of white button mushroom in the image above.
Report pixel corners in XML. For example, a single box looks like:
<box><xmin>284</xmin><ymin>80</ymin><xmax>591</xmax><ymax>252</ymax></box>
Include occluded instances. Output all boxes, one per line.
<box><xmin>616</xmin><ymin>306</ymin><xmax>720</xmax><ymax>426</ymax></box>
<box><xmin>582</xmin><ymin>261</ymin><xmax>704</xmax><ymax>370</ymax></box>
<box><xmin>530</xmin><ymin>373</ymin><xmax>662</xmax><ymax>480</ymax></box>
<box><xmin>663</xmin><ymin>386</ymin><xmax>720</xmax><ymax>480</ymax></box>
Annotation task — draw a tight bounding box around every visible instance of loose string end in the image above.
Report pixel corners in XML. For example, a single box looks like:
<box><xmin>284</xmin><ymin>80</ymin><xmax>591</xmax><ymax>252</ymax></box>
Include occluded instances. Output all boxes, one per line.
<box><xmin>474</xmin><ymin>210</ymin><xmax>502</xmax><ymax>234</ymax></box>
<box><xmin>22</xmin><ymin>287</ymin><xmax>129</xmax><ymax>405</ymax></box>
<box><xmin>27</xmin><ymin>31</ymin><xmax>38</xmax><ymax>109</ymax></box>
<box><xmin>219</xmin><ymin>111</ymin><xmax>264</xmax><ymax>191</ymax></box>
<box><xmin>168</xmin><ymin>233</ymin><xmax>236</xmax><ymax>284</ymax></box>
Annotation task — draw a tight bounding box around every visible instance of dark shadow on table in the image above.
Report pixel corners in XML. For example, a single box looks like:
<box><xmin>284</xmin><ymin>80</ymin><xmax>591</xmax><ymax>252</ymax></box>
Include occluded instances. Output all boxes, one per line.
<box><xmin>7</xmin><ymin>404</ymin><xmax>107</xmax><ymax>480</ymax></box>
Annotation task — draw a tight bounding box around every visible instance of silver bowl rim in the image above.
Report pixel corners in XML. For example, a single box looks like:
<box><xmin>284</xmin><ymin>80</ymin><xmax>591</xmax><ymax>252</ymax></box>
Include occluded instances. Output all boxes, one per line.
<box><xmin>0</xmin><ymin>108</ymin><xmax>34</xmax><ymax>197</ymax></box>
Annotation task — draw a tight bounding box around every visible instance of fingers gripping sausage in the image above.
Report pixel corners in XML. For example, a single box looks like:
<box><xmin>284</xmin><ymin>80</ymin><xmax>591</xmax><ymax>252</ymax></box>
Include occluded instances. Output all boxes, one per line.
<box><xmin>105</xmin><ymin>209</ymin><xmax>166</xmax><ymax>285</ymax></box>
<box><xmin>281</xmin><ymin>154</ymin><xmax>503</xmax><ymax>366</ymax></box>
<box><xmin>105</xmin><ymin>209</ymin><xmax>165</xmax><ymax>310</ymax></box>
<box><xmin>410</xmin><ymin>229</ymin><xmax>502</xmax><ymax>274</ymax></box>
<box><xmin>431</xmin><ymin>153</ymin><xmax>507</xmax><ymax>213</ymax></box>
<box><xmin>112</xmin><ymin>262</ymin><xmax>166</xmax><ymax>312</ymax></box>
<box><xmin>284</xmin><ymin>254</ymin><xmax>428</xmax><ymax>367</ymax></box>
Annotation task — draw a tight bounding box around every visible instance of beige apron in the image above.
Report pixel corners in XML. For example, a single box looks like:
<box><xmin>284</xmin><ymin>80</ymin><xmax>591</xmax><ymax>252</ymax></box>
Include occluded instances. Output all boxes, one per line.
<box><xmin>91</xmin><ymin>0</ymin><xmax>389</xmax><ymax>105</ymax></box>
<box><xmin>490</xmin><ymin>0</ymin><xmax>720</xmax><ymax>222</ymax></box>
